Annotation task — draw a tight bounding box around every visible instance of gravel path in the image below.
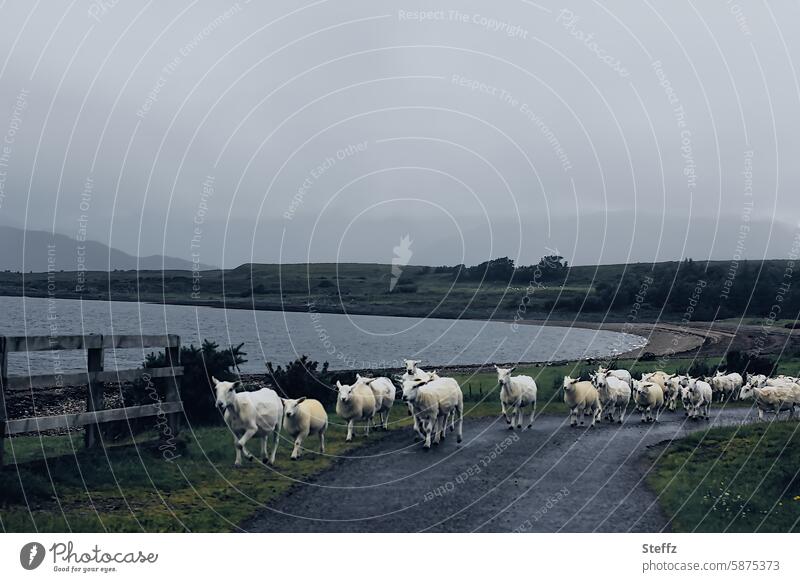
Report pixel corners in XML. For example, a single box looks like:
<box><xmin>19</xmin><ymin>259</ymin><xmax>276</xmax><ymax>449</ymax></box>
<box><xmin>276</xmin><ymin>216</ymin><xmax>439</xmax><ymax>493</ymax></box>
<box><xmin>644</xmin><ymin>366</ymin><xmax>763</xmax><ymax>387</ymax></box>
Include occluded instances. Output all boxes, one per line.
<box><xmin>243</xmin><ymin>407</ymin><xmax>754</xmax><ymax>532</ymax></box>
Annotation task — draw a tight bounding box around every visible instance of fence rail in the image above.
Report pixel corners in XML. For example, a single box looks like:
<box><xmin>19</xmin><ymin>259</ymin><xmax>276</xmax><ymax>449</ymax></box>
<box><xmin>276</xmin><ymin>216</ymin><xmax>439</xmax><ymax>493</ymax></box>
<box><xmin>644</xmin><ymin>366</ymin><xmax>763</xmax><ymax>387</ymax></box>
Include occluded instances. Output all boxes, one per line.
<box><xmin>0</xmin><ymin>334</ymin><xmax>183</xmax><ymax>468</ymax></box>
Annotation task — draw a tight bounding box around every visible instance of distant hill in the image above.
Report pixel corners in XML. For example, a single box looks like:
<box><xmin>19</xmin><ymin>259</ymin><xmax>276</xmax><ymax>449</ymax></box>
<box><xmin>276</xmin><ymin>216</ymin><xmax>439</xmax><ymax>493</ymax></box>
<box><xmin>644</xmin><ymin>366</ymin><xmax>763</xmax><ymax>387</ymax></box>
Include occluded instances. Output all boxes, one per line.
<box><xmin>0</xmin><ymin>226</ymin><xmax>215</xmax><ymax>272</ymax></box>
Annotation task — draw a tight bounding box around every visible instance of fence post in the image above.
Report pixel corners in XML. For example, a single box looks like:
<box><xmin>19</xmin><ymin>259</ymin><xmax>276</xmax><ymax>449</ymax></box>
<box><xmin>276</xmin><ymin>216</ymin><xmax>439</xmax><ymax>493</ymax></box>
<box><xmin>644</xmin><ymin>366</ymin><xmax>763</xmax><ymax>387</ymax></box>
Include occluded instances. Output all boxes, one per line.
<box><xmin>84</xmin><ymin>336</ymin><xmax>105</xmax><ymax>449</ymax></box>
<box><xmin>165</xmin><ymin>337</ymin><xmax>181</xmax><ymax>438</ymax></box>
<box><xmin>0</xmin><ymin>337</ymin><xmax>7</xmax><ymax>468</ymax></box>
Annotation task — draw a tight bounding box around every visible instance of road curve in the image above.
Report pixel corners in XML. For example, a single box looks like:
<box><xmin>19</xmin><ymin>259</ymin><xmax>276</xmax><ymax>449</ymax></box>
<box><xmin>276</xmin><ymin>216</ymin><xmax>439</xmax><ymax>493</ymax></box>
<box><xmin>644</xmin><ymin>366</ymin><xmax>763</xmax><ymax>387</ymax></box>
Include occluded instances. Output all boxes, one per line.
<box><xmin>242</xmin><ymin>407</ymin><xmax>754</xmax><ymax>533</ymax></box>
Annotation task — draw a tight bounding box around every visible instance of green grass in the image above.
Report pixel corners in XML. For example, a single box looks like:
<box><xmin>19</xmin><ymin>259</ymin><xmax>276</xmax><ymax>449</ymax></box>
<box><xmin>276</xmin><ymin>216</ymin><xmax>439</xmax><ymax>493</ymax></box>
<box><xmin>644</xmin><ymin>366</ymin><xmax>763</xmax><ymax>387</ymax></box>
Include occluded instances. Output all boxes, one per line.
<box><xmin>647</xmin><ymin>421</ymin><xmax>800</xmax><ymax>532</ymax></box>
<box><xmin>0</xmin><ymin>410</ymin><xmax>416</xmax><ymax>533</ymax></box>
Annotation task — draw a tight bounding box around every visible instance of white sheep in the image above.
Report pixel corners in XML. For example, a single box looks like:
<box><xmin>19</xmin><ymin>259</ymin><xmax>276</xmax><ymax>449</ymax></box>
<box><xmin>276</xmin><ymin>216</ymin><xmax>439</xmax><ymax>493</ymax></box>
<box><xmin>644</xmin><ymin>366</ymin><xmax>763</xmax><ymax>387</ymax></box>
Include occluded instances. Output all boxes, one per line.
<box><xmin>401</xmin><ymin>377</ymin><xmax>441</xmax><ymax>449</ymax></box>
<box><xmin>739</xmin><ymin>382</ymin><xmax>800</xmax><ymax>421</ymax></box>
<box><xmin>596</xmin><ymin>366</ymin><xmax>632</xmax><ymax>386</ymax></box>
<box><xmin>662</xmin><ymin>374</ymin><xmax>686</xmax><ymax>411</ymax></box>
<box><xmin>336</xmin><ymin>379</ymin><xmax>377</xmax><ymax>441</ymax></box>
<box><xmin>709</xmin><ymin>371</ymin><xmax>743</xmax><ymax>401</ymax></box>
<box><xmin>641</xmin><ymin>371</ymin><xmax>669</xmax><ymax>390</ymax></box>
<box><xmin>745</xmin><ymin>374</ymin><xmax>768</xmax><ymax>389</ymax></box>
<box><xmin>359</xmin><ymin>375</ymin><xmax>396</xmax><ymax>430</ymax></box>
<box><xmin>679</xmin><ymin>383</ymin><xmax>694</xmax><ymax>416</ymax></box>
<box><xmin>593</xmin><ymin>371</ymin><xmax>631</xmax><ymax>423</ymax></box>
<box><xmin>213</xmin><ymin>377</ymin><xmax>283</xmax><ymax>466</ymax></box>
<box><xmin>402</xmin><ymin>375</ymin><xmax>463</xmax><ymax>448</ymax></box>
<box><xmin>686</xmin><ymin>378</ymin><xmax>713</xmax><ymax>419</ymax></box>
<box><xmin>562</xmin><ymin>376</ymin><xmax>601</xmax><ymax>427</ymax></box>
<box><xmin>766</xmin><ymin>375</ymin><xmax>798</xmax><ymax>387</ymax></box>
<box><xmin>632</xmin><ymin>380</ymin><xmax>664</xmax><ymax>423</ymax></box>
<box><xmin>496</xmin><ymin>366</ymin><xmax>537</xmax><ymax>429</ymax></box>
<box><xmin>400</xmin><ymin>359</ymin><xmax>439</xmax><ymax>438</ymax></box>
<box><xmin>427</xmin><ymin>375</ymin><xmax>464</xmax><ymax>443</ymax></box>
<box><xmin>282</xmin><ymin>397</ymin><xmax>328</xmax><ymax>460</ymax></box>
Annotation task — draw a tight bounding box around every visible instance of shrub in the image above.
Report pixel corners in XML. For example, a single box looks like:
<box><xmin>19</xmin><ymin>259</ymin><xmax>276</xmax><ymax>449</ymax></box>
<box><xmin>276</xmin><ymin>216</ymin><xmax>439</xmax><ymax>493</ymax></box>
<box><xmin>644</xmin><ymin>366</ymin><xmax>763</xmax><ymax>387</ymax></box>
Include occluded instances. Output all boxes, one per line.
<box><xmin>266</xmin><ymin>355</ymin><xmax>337</xmax><ymax>407</ymax></box>
<box><xmin>141</xmin><ymin>340</ymin><xmax>247</xmax><ymax>424</ymax></box>
<box><xmin>723</xmin><ymin>350</ymin><xmax>776</xmax><ymax>377</ymax></box>
<box><xmin>687</xmin><ymin>360</ymin><xmax>713</xmax><ymax>379</ymax></box>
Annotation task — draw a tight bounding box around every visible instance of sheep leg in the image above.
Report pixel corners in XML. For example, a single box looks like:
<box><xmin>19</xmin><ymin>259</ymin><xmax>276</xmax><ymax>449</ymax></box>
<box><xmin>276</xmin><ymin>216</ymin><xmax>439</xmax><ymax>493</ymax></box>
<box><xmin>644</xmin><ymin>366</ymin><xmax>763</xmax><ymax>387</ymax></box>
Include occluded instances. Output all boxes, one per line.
<box><xmin>236</xmin><ymin>427</ymin><xmax>258</xmax><ymax>462</ymax></box>
<box><xmin>410</xmin><ymin>409</ymin><xmax>423</xmax><ymax>439</ymax></box>
<box><xmin>346</xmin><ymin>419</ymin><xmax>354</xmax><ymax>442</ymax></box>
<box><xmin>578</xmin><ymin>405</ymin><xmax>586</xmax><ymax>425</ymax></box>
<box><xmin>457</xmin><ymin>407</ymin><xmax>463</xmax><ymax>443</ymax></box>
<box><xmin>450</xmin><ymin>409</ymin><xmax>455</xmax><ymax>432</ymax></box>
<box><xmin>261</xmin><ymin>436</ymin><xmax>269</xmax><ymax>463</ymax></box>
<box><xmin>319</xmin><ymin>429</ymin><xmax>325</xmax><ymax>453</ymax></box>
<box><xmin>233</xmin><ymin>435</ymin><xmax>243</xmax><ymax>466</ymax></box>
<box><xmin>291</xmin><ymin>430</ymin><xmax>309</xmax><ymax>460</ymax></box>
<box><xmin>433</xmin><ymin>416</ymin><xmax>443</xmax><ymax>444</ymax></box>
<box><xmin>423</xmin><ymin>420</ymin><xmax>432</xmax><ymax>449</ymax></box>
<box><xmin>528</xmin><ymin>400</ymin><xmax>536</xmax><ymax>428</ymax></box>
<box><xmin>516</xmin><ymin>401</ymin><xmax>523</xmax><ymax>429</ymax></box>
<box><xmin>501</xmin><ymin>401</ymin><xmax>510</xmax><ymax>424</ymax></box>
<box><xmin>268</xmin><ymin>425</ymin><xmax>280</xmax><ymax>465</ymax></box>
<box><xmin>364</xmin><ymin>417</ymin><xmax>370</xmax><ymax>437</ymax></box>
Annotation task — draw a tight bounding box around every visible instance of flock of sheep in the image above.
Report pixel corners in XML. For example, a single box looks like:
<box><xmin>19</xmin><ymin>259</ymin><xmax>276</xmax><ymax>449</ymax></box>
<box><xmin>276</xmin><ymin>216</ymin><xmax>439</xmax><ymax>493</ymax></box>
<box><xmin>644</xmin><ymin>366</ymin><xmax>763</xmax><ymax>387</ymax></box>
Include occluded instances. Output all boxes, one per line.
<box><xmin>211</xmin><ymin>361</ymin><xmax>800</xmax><ymax>466</ymax></box>
<box><xmin>564</xmin><ymin>368</ymin><xmax>800</xmax><ymax>427</ymax></box>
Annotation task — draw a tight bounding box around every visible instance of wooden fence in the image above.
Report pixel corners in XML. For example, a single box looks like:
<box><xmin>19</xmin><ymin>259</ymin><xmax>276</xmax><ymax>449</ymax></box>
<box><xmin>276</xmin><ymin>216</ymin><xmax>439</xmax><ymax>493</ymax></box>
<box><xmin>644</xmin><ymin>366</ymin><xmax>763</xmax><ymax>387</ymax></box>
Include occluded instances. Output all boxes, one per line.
<box><xmin>0</xmin><ymin>334</ymin><xmax>184</xmax><ymax>468</ymax></box>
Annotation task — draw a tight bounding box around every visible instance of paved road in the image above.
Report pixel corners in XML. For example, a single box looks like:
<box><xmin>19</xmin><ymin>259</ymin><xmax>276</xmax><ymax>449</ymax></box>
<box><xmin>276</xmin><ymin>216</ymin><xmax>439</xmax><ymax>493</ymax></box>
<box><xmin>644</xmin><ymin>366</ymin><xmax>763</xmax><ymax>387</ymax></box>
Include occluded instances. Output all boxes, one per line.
<box><xmin>243</xmin><ymin>407</ymin><xmax>754</xmax><ymax>532</ymax></box>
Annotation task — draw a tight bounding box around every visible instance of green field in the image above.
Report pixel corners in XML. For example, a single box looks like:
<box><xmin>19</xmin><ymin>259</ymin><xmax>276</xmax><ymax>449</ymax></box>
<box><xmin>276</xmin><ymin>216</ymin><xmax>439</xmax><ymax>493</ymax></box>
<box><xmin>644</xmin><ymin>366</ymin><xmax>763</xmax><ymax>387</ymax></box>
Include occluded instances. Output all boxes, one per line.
<box><xmin>6</xmin><ymin>258</ymin><xmax>795</xmax><ymax>322</ymax></box>
<box><xmin>648</xmin><ymin>422</ymin><xmax>800</xmax><ymax>532</ymax></box>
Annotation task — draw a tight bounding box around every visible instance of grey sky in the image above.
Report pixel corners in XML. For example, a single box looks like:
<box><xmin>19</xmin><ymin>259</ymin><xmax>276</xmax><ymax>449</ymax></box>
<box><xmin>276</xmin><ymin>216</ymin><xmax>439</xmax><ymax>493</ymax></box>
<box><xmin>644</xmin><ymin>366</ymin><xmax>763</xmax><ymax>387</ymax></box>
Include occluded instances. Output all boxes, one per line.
<box><xmin>0</xmin><ymin>1</ymin><xmax>798</xmax><ymax>268</ymax></box>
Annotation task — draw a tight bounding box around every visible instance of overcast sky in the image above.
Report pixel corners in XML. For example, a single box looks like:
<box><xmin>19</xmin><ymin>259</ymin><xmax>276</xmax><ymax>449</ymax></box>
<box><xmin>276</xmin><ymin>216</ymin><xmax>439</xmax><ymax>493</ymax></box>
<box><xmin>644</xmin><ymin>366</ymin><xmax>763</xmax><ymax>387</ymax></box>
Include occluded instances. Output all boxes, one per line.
<box><xmin>0</xmin><ymin>1</ymin><xmax>798</xmax><ymax>269</ymax></box>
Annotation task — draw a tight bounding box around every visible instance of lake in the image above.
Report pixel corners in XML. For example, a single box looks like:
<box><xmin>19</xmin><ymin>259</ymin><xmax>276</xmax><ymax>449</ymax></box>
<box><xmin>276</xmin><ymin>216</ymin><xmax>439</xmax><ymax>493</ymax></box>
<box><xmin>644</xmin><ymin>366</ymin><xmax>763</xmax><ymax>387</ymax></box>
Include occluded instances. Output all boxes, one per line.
<box><xmin>0</xmin><ymin>296</ymin><xmax>646</xmax><ymax>376</ymax></box>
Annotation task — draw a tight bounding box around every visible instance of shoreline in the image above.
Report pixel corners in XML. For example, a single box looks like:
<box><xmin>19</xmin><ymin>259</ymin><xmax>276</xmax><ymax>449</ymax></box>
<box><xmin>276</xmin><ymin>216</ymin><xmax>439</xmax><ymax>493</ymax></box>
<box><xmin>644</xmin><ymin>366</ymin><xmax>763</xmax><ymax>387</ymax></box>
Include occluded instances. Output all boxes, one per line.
<box><xmin>1</xmin><ymin>292</ymin><xmax>796</xmax><ymax>366</ymax></box>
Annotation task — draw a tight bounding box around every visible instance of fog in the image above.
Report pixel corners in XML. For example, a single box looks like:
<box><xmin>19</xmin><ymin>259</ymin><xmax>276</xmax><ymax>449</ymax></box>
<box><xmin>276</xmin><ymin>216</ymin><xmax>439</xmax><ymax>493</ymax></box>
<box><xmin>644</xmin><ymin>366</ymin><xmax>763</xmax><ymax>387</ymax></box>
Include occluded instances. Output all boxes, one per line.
<box><xmin>0</xmin><ymin>1</ymin><xmax>798</xmax><ymax>268</ymax></box>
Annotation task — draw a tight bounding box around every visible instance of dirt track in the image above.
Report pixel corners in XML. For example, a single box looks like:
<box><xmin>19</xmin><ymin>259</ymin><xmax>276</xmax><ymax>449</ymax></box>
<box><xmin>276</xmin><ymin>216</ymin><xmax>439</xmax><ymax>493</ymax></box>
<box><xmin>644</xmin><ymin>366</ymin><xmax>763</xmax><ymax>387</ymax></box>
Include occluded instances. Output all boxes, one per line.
<box><xmin>243</xmin><ymin>407</ymin><xmax>755</xmax><ymax>533</ymax></box>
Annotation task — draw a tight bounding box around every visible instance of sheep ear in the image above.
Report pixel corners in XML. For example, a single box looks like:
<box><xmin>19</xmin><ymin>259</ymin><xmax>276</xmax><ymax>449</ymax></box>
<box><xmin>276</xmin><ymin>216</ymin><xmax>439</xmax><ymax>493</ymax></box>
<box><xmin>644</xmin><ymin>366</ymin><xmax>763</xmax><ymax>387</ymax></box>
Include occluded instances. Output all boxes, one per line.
<box><xmin>336</xmin><ymin>380</ymin><xmax>343</xmax><ymax>389</ymax></box>
<box><xmin>232</xmin><ymin>381</ymin><xmax>242</xmax><ymax>391</ymax></box>
<box><xmin>296</xmin><ymin>396</ymin><xmax>307</xmax><ymax>404</ymax></box>
<box><xmin>509</xmin><ymin>367</ymin><xmax>516</xmax><ymax>374</ymax></box>
<box><xmin>211</xmin><ymin>376</ymin><xmax>220</xmax><ymax>385</ymax></box>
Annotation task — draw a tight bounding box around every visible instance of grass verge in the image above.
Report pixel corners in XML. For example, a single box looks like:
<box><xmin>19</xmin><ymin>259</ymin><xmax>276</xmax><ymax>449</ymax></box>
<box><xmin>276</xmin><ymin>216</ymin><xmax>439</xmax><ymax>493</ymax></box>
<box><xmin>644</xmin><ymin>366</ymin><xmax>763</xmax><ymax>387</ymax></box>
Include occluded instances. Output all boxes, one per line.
<box><xmin>647</xmin><ymin>421</ymin><xmax>800</xmax><ymax>532</ymax></box>
<box><xmin>0</xmin><ymin>411</ymin><xmax>413</xmax><ymax>533</ymax></box>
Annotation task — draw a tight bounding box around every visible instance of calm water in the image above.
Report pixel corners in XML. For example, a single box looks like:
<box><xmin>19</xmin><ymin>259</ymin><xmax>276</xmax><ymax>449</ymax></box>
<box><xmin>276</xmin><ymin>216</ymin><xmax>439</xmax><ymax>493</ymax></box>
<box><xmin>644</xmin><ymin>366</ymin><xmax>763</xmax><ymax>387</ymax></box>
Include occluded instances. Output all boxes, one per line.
<box><xmin>0</xmin><ymin>296</ymin><xmax>646</xmax><ymax>376</ymax></box>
